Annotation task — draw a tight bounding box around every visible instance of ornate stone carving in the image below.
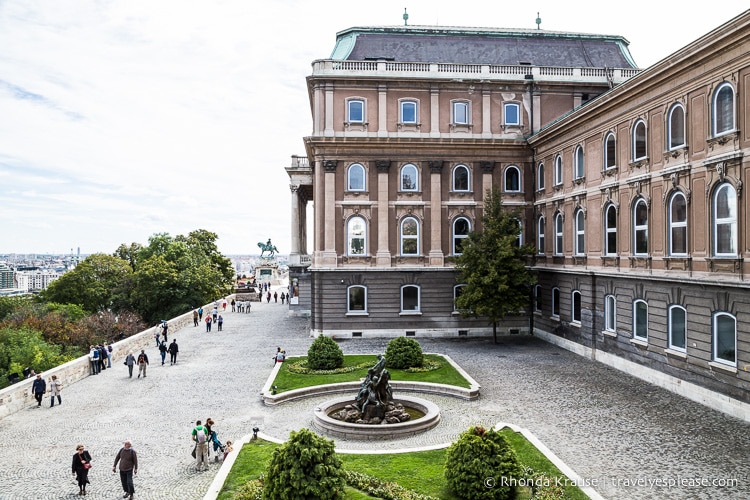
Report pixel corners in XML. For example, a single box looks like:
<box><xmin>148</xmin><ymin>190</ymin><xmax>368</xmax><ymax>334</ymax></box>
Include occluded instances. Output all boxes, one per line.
<box><xmin>375</xmin><ymin>160</ymin><xmax>391</xmax><ymax>172</ymax></box>
<box><xmin>323</xmin><ymin>160</ymin><xmax>337</xmax><ymax>172</ymax></box>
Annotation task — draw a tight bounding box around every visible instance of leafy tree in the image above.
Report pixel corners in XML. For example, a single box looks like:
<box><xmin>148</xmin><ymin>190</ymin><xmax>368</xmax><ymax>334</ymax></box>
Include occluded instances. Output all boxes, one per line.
<box><xmin>0</xmin><ymin>326</ymin><xmax>77</xmax><ymax>389</ymax></box>
<box><xmin>114</xmin><ymin>242</ymin><xmax>143</xmax><ymax>270</ymax></box>
<box><xmin>0</xmin><ymin>296</ymin><xmax>33</xmax><ymax>322</ymax></box>
<box><xmin>263</xmin><ymin>428</ymin><xmax>345</xmax><ymax>500</ymax></box>
<box><xmin>454</xmin><ymin>187</ymin><xmax>536</xmax><ymax>343</ymax></box>
<box><xmin>444</xmin><ymin>426</ymin><xmax>522</xmax><ymax>500</ymax></box>
<box><xmin>40</xmin><ymin>253</ymin><xmax>133</xmax><ymax>313</ymax></box>
<box><xmin>307</xmin><ymin>335</ymin><xmax>344</xmax><ymax>370</ymax></box>
<box><xmin>384</xmin><ymin>337</ymin><xmax>423</xmax><ymax>369</ymax></box>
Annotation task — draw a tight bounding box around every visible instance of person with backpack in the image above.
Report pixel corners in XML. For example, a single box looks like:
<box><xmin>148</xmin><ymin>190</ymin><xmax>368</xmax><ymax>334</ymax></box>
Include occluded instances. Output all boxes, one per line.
<box><xmin>98</xmin><ymin>345</ymin><xmax>107</xmax><ymax>372</ymax></box>
<box><xmin>197</xmin><ymin>307</ymin><xmax>203</xmax><ymax>321</ymax></box>
<box><xmin>89</xmin><ymin>346</ymin><xmax>100</xmax><ymax>375</ymax></box>
<box><xmin>136</xmin><ymin>350</ymin><xmax>149</xmax><ymax>378</ymax></box>
<box><xmin>192</xmin><ymin>420</ymin><xmax>209</xmax><ymax>471</ymax></box>
<box><xmin>167</xmin><ymin>339</ymin><xmax>179</xmax><ymax>365</ymax></box>
<box><xmin>158</xmin><ymin>341</ymin><xmax>167</xmax><ymax>365</ymax></box>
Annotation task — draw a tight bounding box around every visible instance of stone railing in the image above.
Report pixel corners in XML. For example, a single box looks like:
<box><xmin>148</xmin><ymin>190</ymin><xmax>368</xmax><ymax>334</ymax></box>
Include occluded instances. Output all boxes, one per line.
<box><xmin>0</xmin><ymin>297</ymin><xmax>234</xmax><ymax>420</ymax></box>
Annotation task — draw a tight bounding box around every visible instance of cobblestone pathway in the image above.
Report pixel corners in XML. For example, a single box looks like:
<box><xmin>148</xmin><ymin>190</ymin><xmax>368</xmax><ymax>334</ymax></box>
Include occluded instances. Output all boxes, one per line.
<box><xmin>1</xmin><ymin>288</ymin><xmax>749</xmax><ymax>499</ymax></box>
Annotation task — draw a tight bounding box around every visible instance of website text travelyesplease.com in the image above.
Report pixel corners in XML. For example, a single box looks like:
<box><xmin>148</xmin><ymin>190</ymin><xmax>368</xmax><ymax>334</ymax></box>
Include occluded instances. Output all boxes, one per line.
<box><xmin>484</xmin><ymin>475</ymin><xmax>742</xmax><ymax>490</ymax></box>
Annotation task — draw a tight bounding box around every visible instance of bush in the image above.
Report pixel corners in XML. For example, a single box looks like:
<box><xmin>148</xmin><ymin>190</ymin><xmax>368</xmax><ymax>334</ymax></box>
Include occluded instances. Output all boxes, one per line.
<box><xmin>384</xmin><ymin>337</ymin><xmax>423</xmax><ymax>369</ymax></box>
<box><xmin>307</xmin><ymin>335</ymin><xmax>344</xmax><ymax>370</ymax></box>
<box><xmin>263</xmin><ymin>428</ymin><xmax>345</xmax><ymax>500</ymax></box>
<box><xmin>233</xmin><ymin>478</ymin><xmax>264</xmax><ymax>500</ymax></box>
<box><xmin>444</xmin><ymin>426</ymin><xmax>522</xmax><ymax>500</ymax></box>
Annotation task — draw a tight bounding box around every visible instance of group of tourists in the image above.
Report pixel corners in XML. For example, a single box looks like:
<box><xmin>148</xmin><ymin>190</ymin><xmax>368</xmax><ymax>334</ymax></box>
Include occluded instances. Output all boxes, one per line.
<box><xmin>70</xmin><ymin>440</ymin><xmax>139</xmax><ymax>498</ymax></box>
<box><xmin>31</xmin><ymin>373</ymin><xmax>63</xmax><ymax>408</ymax></box>
<box><xmin>191</xmin><ymin>417</ymin><xmax>232</xmax><ymax>471</ymax></box>
<box><xmin>89</xmin><ymin>344</ymin><xmax>113</xmax><ymax>375</ymax></box>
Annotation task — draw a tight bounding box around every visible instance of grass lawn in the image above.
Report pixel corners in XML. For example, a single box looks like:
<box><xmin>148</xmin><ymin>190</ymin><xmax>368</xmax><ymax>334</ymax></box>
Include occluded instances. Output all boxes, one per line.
<box><xmin>271</xmin><ymin>354</ymin><xmax>472</xmax><ymax>393</ymax></box>
<box><xmin>218</xmin><ymin>428</ymin><xmax>587</xmax><ymax>499</ymax></box>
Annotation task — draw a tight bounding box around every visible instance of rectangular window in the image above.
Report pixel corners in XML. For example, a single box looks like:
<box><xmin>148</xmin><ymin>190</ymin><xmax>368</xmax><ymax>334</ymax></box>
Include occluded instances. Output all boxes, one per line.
<box><xmin>347</xmin><ymin>286</ymin><xmax>367</xmax><ymax>313</ymax></box>
<box><xmin>453</xmin><ymin>102</ymin><xmax>469</xmax><ymax>125</ymax></box>
<box><xmin>504</xmin><ymin>103</ymin><xmax>520</xmax><ymax>126</ymax></box>
<box><xmin>401</xmin><ymin>101</ymin><xmax>417</xmax><ymax>123</ymax></box>
<box><xmin>348</xmin><ymin>100</ymin><xmax>364</xmax><ymax>123</ymax></box>
<box><xmin>401</xmin><ymin>286</ymin><xmax>420</xmax><ymax>312</ymax></box>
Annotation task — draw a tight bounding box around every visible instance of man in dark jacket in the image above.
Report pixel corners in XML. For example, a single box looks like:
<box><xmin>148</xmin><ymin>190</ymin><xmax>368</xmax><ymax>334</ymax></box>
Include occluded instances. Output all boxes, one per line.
<box><xmin>32</xmin><ymin>374</ymin><xmax>46</xmax><ymax>408</ymax></box>
<box><xmin>112</xmin><ymin>440</ymin><xmax>138</xmax><ymax>499</ymax></box>
<box><xmin>168</xmin><ymin>340</ymin><xmax>179</xmax><ymax>365</ymax></box>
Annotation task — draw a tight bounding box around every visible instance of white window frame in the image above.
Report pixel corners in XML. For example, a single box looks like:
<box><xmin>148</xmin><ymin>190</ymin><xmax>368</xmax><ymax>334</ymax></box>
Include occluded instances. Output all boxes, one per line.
<box><xmin>551</xmin><ymin>287</ymin><xmax>560</xmax><ymax>318</ymax></box>
<box><xmin>533</xmin><ymin>285</ymin><xmax>542</xmax><ymax>312</ymax></box>
<box><xmin>712</xmin><ymin>312</ymin><xmax>736</xmax><ymax>367</ymax></box>
<box><xmin>604</xmin><ymin>133</ymin><xmax>616</xmax><ymax>170</ymax></box>
<box><xmin>347</xmin><ymin>163</ymin><xmax>366</xmax><ymax>191</ymax></box>
<box><xmin>346</xmin><ymin>216</ymin><xmax>367</xmax><ymax>256</ymax></box>
<box><xmin>504</xmin><ymin>102</ymin><xmax>520</xmax><ymax>126</ymax></box>
<box><xmin>400</xmin><ymin>284</ymin><xmax>421</xmax><ymax>313</ymax></box>
<box><xmin>400</xmin><ymin>99</ymin><xmax>418</xmax><ymax>124</ymax></box>
<box><xmin>713</xmin><ymin>183</ymin><xmax>737</xmax><ymax>257</ymax></box>
<box><xmin>504</xmin><ymin>165</ymin><xmax>521</xmax><ymax>192</ymax></box>
<box><xmin>554</xmin><ymin>155</ymin><xmax>563</xmax><ymax>186</ymax></box>
<box><xmin>537</xmin><ymin>162</ymin><xmax>545</xmax><ymax>191</ymax></box>
<box><xmin>571</xmin><ymin>290</ymin><xmax>582</xmax><ymax>324</ymax></box>
<box><xmin>537</xmin><ymin>216</ymin><xmax>545</xmax><ymax>255</ymax></box>
<box><xmin>453</xmin><ymin>284</ymin><xmax>466</xmax><ymax>312</ymax></box>
<box><xmin>604</xmin><ymin>295</ymin><xmax>616</xmax><ymax>333</ymax></box>
<box><xmin>633</xmin><ymin>198</ymin><xmax>648</xmax><ymax>256</ymax></box>
<box><xmin>347</xmin><ymin>285</ymin><xmax>367</xmax><ymax>314</ymax></box>
<box><xmin>574</xmin><ymin>209</ymin><xmax>585</xmax><ymax>256</ymax></box>
<box><xmin>574</xmin><ymin>145</ymin><xmax>584</xmax><ymax>179</ymax></box>
<box><xmin>712</xmin><ymin>82</ymin><xmax>735</xmax><ymax>137</ymax></box>
<box><xmin>452</xmin><ymin>101</ymin><xmax>470</xmax><ymax>125</ymax></box>
<box><xmin>632</xmin><ymin>120</ymin><xmax>647</xmax><ymax>161</ymax></box>
<box><xmin>605</xmin><ymin>204</ymin><xmax>617</xmax><ymax>256</ymax></box>
<box><xmin>633</xmin><ymin>299</ymin><xmax>648</xmax><ymax>341</ymax></box>
<box><xmin>452</xmin><ymin>164</ymin><xmax>470</xmax><ymax>192</ymax></box>
<box><xmin>668</xmin><ymin>103</ymin><xmax>686</xmax><ymax>150</ymax></box>
<box><xmin>400</xmin><ymin>163</ymin><xmax>419</xmax><ymax>192</ymax></box>
<box><xmin>400</xmin><ymin>216</ymin><xmax>420</xmax><ymax>255</ymax></box>
<box><xmin>668</xmin><ymin>305</ymin><xmax>687</xmax><ymax>352</ymax></box>
<box><xmin>347</xmin><ymin>98</ymin><xmax>365</xmax><ymax>123</ymax></box>
<box><xmin>452</xmin><ymin>217</ymin><xmax>470</xmax><ymax>255</ymax></box>
<box><xmin>668</xmin><ymin>192</ymin><xmax>687</xmax><ymax>256</ymax></box>
<box><xmin>554</xmin><ymin>212</ymin><xmax>563</xmax><ymax>256</ymax></box>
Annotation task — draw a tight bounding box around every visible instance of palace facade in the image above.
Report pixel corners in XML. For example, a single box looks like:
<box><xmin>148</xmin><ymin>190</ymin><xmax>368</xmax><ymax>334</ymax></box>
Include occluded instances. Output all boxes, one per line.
<box><xmin>287</xmin><ymin>11</ymin><xmax>750</xmax><ymax>417</ymax></box>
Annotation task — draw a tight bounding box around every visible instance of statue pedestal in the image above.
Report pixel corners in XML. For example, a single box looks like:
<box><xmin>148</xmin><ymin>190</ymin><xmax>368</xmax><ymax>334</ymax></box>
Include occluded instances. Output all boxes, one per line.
<box><xmin>255</xmin><ymin>258</ymin><xmax>279</xmax><ymax>283</ymax></box>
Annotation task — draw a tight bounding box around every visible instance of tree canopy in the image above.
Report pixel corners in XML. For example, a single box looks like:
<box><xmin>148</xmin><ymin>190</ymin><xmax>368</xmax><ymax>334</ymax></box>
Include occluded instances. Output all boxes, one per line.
<box><xmin>454</xmin><ymin>187</ymin><xmax>536</xmax><ymax>342</ymax></box>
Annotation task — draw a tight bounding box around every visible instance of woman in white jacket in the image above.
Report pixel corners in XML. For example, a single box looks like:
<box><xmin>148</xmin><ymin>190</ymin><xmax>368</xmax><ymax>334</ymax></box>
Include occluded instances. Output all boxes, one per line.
<box><xmin>49</xmin><ymin>374</ymin><xmax>62</xmax><ymax>407</ymax></box>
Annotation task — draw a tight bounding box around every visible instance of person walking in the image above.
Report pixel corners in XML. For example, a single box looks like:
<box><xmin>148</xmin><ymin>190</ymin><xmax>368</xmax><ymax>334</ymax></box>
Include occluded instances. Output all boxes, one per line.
<box><xmin>205</xmin><ymin>315</ymin><xmax>212</xmax><ymax>332</ymax></box>
<box><xmin>192</xmin><ymin>420</ymin><xmax>209</xmax><ymax>471</ymax></box>
<box><xmin>32</xmin><ymin>373</ymin><xmax>46</xmax><ymax>408</ymax></box>
<box><xmin>217</xmin><ymin>315</ymin><xmax>223</xmax><ymax>332</ymax></box>
<box><xmin>193</xmin><ymin>309</ymin><xmax>199</xmax><ymax>327</ymax></box>
<box><xmin>230</xmin><ymin>299</ymin><xmax>236</xmax><ymax>312</ymax></box>
<box><xmin>198</xmin><ymin>307</ymin><xmax>203</xmax><ymax>321</ymax></box>
<box><xmin>112</xmin><ymin>440</ymin><xmax>138</xmax><ymax>499</ymax></box>
<box><xmin>158</xmin><ymin>341</ymin><xmax>167</xmax><ymax>365</ymax></box>
<box><xmin>106</xmin><ymin>344</ymin><xmax>113</xmax><ymax>368</ymax></box>
<box><xmin>273</xmin><ymin>291</ymin><xmax>278</xmax><ymax>303</ymax></box>
<box><xmin>72</xmin><ymin>444</ymin><xmax>92</xmax><ymax>496</ymax></box>
<box><xmin>124</xmin><ymin>352</ymin><xmax>136</xmax><ymax>378</ymax></box>
<box><xmin>168</xmin><ymin>339</ymin><xmax>178</xmax><ymax>365</ymax></box>
<box><xmin>266</xmin><ymin>291</ymin><xmax>271</xmax><ymax>303</ymax></box>
<box><xmin>49</xmin><ymin>374</ymin><xmax>62</xmax><ymax>407</ymax></box>
<box><xmin>136</xmin><ymin>350</ymin><xmax>149</xmax><ymax>378</ymax></box>
<box><xmin>161</xmin><ymin>321</ymin><xmax>168</xmax><ymax>343</ymax></box>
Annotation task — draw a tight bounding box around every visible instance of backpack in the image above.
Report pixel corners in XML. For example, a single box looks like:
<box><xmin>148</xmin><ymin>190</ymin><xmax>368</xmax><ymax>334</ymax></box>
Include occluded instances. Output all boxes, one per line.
<box><xmin>195</xmin><ymin>426</ymin><xmax>206</xmax><ymax>443</ymax></box>
<box><xmin>137</xmin><ymin>354</ymin><xmax>146</xmax><ymax>364</ymax></box>
<box><xmin>92</xmin><ymin>349</ymin><xmax>99</xmax><ymax>360</ymax></box>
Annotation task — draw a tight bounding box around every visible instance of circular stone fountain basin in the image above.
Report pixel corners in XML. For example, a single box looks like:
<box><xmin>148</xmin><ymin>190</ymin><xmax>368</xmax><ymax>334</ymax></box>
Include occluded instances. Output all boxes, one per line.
<box><xmin>313</xmin><ymin>395</ymin><xmax>440</xmax><ymax>440</ymax></box>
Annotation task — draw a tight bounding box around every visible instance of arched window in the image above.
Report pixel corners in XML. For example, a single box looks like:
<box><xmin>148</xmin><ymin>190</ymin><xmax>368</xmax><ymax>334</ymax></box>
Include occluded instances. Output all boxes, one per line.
<box><xmin>574</xmin><ymin>145</ymin><xmax>584</xmax><ymax>179</ymax></box>
<box><xmin>537</xmin><ymin>163</ymin><xmax>545</xmax><ymax>191</ymax></box>
<box><xmin>551</xmin><ymin>287</ymin><xmax>560</xmax><ymax>317</ymax></box>
<box><xmin>347</xmin><ymin>99</ymin><xmax>365</xmax><ymax>123</ymax></box>
<box><xmin>632</xmin><ymin>120</ymin><xmax>647</xmax><ymax>161</ymax></box>
<box><xmin>347</xmin><ymin>163</ymin><xmax>365</xmax><ymax>191</ymax></box>
<box><xmin>400</xmin><ymin>217</ymin><xmax>419</xmax><ymax>255</ymax></box>
<box><xmin>572</xmin><ymin>290</ymin><xmax>582</xmax><ymax>323</ymax></box>
<box><xmin>514</xmin><ymin>218</ymin><xmax>523</xmax><ymax>247</ymax></box>
<box><xmin>347</xmin><ymin>285</ymin><xmax>367</xmax><ymax>313</ymax></box>
<box><xmin>452</xmin><ymin>165</ymin><xmax>470</xmax><ymax>191</ymax></box>
<box><xmin>633</xmin><ymin>299</ymin><xmax>648</xmax><ymax>341</ymax></box>
<box><xmin>554</xmin><ymin>155</ymin><xmax>563</xmax><ymax>185</ymax></box>
<box><xmin>453</xmin><ymin>284</ymin><xmax>466</xmax><ymax>312</ymax></box>
<box><xmin>554</xmin><ymin>212</ymin><xmax>563</xmax><ymax>256</ymax></box>
<box><xmin>713</xmin><ymin>82</ymin><xmax>735</xmax><ymax>136</ymax></box>
<box><xmin>533</xmin><ymin>285</ymin><xmax>542</xmax><ymax>312</ymax></box>
<box><xmin>400</xmin><ymin>100</ymin><xmax>418</xmax><ymax>124</ymax></box>
<box><xmin>604</xmin><ymin>295</ymin><xmax>616</xmax><ymax>332</ymax></box>
<box><xmin>668</xmin><ymin>305</ymin><xmax>686</xmax><ymax>351</ymax></box>
<box><xmin>346</xmin><ymin>216</ymin><xmax>367</xmax><ymax>256</ymax></box>
<box><xmin>505</xmin><ymin>165</ymin><xmax>521</xmax><ymax>192</ymax></box>
<box><xmin>713</xmin><ymin>312</ymin><xmax>736</xmax><ymax>366</ymax></box>
<box><xmin>604</xmin><ymin>204</ymin><xmax>617</xmax><ymax>256</ymax></box>
<box><xmin>633</xmin><ymin>199</ymin><xmax>648</xmax><ymax>256</ymax></box>
<box><xmin>537</xmin><ymin>216</ymin><xmax>545</xmax><ymax>255</ymax></box>
<box><xmin>453</xmin><ymin>217</ymin><xmax>470</xmax><ymax>255</ymax></box>
<box><xmin>668</xmin><ymin>104</ymin><xmax>686</xmax><ymax>150</ymax></box>
<box><xmin>401</xmin><ymin>285</ymin><xmax>420</xmax><ymax>312</ymax></box>
<box><xmin>604</xmin><ymin>133</ymin><xmax>616</xmax><ymax>170</ymax></box>
<box><xmin>574</xmin><ymin>209</ymin><xmax>585</xmax><ymax>256</ymax></box>
<box><xmin>400</xmin><ymin>164</ymin><xmax>419</xmax><ymax>191</ymax></box>
<box><xmin>668</xmin><ymin>192</ymin><xmax>687</xmax><ymax>256</ymax></box>
<box><xmin>713</xmin><ymin>183</ymin><xmax>737</xmax><ymax>256</ymax></box>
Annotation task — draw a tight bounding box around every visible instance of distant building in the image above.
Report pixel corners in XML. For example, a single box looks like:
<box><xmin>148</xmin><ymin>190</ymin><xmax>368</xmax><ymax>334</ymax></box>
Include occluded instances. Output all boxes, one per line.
<box><xmin>15</xmin><ymin>270</ymin><xmax>60</xmax><ymax>292</ymax></box>
<box><xmin>0</xmin><ymin>264</ymin><xmax>13</xmax><ymax>289</ymax></box>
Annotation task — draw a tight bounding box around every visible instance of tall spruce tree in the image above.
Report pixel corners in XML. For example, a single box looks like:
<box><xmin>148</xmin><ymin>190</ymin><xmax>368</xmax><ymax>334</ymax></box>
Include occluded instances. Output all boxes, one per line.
<box><xmin>454</xmin><ymin>187</ymin><xmax>535</xmax><ymax>343</ymax></box>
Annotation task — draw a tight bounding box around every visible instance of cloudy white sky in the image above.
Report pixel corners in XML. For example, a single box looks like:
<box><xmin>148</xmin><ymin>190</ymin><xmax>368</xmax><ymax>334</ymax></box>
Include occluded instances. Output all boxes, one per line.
<box><xmin>1</xmin><ymin>1</ymin><xmax>746</xmax><ymax>256</ymax></box>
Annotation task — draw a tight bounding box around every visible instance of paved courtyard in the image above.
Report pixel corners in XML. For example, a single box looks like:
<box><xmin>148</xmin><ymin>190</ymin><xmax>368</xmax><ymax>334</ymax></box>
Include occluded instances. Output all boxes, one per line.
<box><xmin>2</xmin><ymin>287</ymin><xmax>749</xmax><ymax>499</ymax></box>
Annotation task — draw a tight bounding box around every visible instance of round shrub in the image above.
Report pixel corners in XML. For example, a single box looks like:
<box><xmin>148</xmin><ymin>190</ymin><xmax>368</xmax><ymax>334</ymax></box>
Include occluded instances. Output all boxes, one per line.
<box><xmin>263</xmin><ymin>428</ymin><xmax>345</xmax><ymax>500</ymax></box>
<box><xmin>384</xmin><ymin>336</ymin><xmax>423</xmax><ymax>369</ymax></box>
<box><xmin>444</xmin><ymin>426</ymin><xmax>522</xmax><ymax>500</ymax></box>
<box><xmin>307</xmin><ymin>335</ymin><xmax>344</xmax><ymax>370</ymax></box>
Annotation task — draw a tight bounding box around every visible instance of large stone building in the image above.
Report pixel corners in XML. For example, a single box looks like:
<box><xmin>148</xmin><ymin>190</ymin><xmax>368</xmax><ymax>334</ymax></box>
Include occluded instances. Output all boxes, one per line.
<box><xmin>288</xmin><ymin>11</ymin><xmax>750</xmax><ymax>418</ymax></box>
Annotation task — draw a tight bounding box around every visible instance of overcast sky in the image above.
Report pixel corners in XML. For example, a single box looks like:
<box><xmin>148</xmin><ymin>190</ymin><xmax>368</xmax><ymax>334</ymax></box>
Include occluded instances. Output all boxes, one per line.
<box><xmin>1</xmin><ymin>1</ymin><xmax>746</xmax><ymax>256</ymax></box>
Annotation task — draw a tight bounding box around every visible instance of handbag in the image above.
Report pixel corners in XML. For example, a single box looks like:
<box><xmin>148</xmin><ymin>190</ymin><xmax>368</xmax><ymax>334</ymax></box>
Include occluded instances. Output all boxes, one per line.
<box><xmin>83</xmin><ymin>463</ymin><xmax>91</xmax><ymax>469</ymax></box>
<box><xmin>191</xmin><ymin>444</ymin><xmax>197</xmax><ymax>459</ymax></box>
